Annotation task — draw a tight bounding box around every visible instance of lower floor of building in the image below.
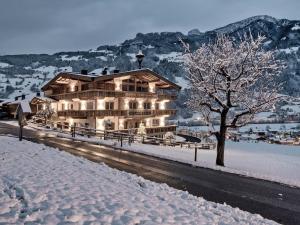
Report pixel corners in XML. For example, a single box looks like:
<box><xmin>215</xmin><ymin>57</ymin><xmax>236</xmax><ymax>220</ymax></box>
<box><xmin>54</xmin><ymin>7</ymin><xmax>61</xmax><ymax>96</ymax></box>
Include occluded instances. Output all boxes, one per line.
<box><xmin>54</xmin><ymin>115</ymin><xmax>176</xmax><ymax>137</ymax></box>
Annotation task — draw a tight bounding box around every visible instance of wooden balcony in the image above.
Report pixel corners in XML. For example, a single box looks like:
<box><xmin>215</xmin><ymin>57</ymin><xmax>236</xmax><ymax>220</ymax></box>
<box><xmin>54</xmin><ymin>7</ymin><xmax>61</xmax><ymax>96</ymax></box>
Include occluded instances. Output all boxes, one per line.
<box><xmin>127</xmin><ymin>109</ymin><xmax>176</xmax><ymax>116</ymax></box>
<box><xmin>118</xmin><ymin>125</ymin><xmax>177</xmax><ymax>135</ymax></box>
<box><xmin>57</xmin><ymin>109</ymin><xmax>177</xmax><ymax>118</ymax></box>
<box><xmin>124</xmin><ymin>92</ymin><xmax>177</xmax><ymax>100</ymax></box>
<box><xmin>48</xmin><ymin>89</ymin><xmax>177</xmax><ymax>101</ymax></box>
<box><xmin>49</xmin><ymin>89</ymin><xmax>125</xmax><ymax>100</ymax></box>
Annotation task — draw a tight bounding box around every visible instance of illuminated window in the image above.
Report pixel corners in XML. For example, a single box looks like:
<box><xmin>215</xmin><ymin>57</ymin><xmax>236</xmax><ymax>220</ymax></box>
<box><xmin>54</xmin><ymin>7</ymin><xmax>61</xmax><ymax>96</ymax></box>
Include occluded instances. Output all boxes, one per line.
<box><xmin>129</xmin><ymin>101</ymin><xmax>137</xmax><ymax>109</ymax></box>
<box><xmin>143</xmin><ymin>102</ymin><xmax>151</xmax><ymax>109</ymax></box>
<box><xmin>152</xmin><ymin>119</ymin><xmax>160</xmax><ymax>126</ymax></box>
<box><xmin>105</xmin><ymin>102</ymin><xmax>114</xmax><ymax>110</ymax></box>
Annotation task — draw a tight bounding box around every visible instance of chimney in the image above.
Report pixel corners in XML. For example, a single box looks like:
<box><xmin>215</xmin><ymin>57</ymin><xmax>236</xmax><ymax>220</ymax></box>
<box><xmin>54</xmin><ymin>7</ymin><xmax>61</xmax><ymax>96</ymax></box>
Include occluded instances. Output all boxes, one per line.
<box><xmin>14</xmin><ymin>96</ymin><xmax>18</xmax><ymax>101</ymax></box>
<box><xmin>21</xmin><ymin>94</ymin><xmax>26</xmax><ymax>100</ymax></box>
<box><xmin>113</xmin><ymin>69</ymin><xmax>120</xmax><ymax>74</ymax></box>
<box><xmin>36</xmin><ymin>92</ymin><xmax>41</xmax><ymax>97</ymax></box>
<box><xmin>81</xmin><ymin>69</ymin><xmax>88</xmax><ymax>75</ymax></box>
<box><xmin>102</xmin><ymin>67</ymin><xmax>108</xmax><ymax>75</ymax></box>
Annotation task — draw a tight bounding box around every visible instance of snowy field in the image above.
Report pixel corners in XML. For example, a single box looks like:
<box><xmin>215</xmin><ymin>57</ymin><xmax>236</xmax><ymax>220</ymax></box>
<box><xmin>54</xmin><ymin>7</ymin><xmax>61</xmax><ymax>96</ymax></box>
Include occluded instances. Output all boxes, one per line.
<box><xmin>0</xmin><ymin>136</ymin><xmax>277</xmax><ymax>225</ymax></box>
<box><xmin>122</xmin><ymin>140</ymin><xmax>300</xmax><ymax>188</ymax></box>
<box><xmin>185</xmin><ymin>122</ymin><xmax>300</xmax><ymax>132</ymax></box>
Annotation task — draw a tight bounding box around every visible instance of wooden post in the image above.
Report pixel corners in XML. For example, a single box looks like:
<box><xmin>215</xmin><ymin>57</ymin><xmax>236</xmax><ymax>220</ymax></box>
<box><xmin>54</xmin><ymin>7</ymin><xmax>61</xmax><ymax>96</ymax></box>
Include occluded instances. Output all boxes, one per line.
<box><xmin>17</xmin><ymin>107</ymin><xmax>26</xmax><ymax>141</ymax></box>
<box><xmin>120</xmin><ymin>135</ymin><xmax>123</xmax><ymax>147</ymax></box>
<box><xmin>194</xmin><ymin>147</ymin><xmax>198</xmax><ymax>162</ymax></box>
<box><xmin>19</xmin><ymin>125</ymin><xmax>23</xmax><ymax>141</ymax></box>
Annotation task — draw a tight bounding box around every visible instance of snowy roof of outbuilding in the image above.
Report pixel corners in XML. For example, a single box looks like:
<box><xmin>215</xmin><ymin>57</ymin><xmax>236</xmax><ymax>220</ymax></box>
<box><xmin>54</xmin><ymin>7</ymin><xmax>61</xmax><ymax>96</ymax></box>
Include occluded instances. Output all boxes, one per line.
<box><xmin>5</xmin><ymin>93</ymin><xmax>55</xmax><ymax>107</ymax></box>
<box><xmin>18</xmin><ymin>101</ymin><xmax>32</xmax><ymax>113</ymax></box>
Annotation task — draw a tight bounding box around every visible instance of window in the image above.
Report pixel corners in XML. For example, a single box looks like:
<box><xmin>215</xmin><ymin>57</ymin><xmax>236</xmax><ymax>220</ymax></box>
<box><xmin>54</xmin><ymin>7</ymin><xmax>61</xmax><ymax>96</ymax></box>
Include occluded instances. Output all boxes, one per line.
<box><xmin>81</xmin><ymin>83</ymin><xmax>89</xmax><ymax>91</ymax></box>
<box><xmin>122</xmin><ymin>79</ymin><xmax>135</xmax><ymax>92</ymax></box>
<box><xmin>105</xmin><ymin>102</ymin><xmax>114</xmax><ymax>110</ymax></box>
<box><xmin>144</xmin><ymin>102</ymin><xmax>151</xmax><ymax>109</ymax></box>
<box><xmin>128</xmin><ymin>85</ymin><xmax>135</xmax><ymax>91</ymax></box>
<box><xmin>155</xmin><ymin>103</ymin><xmax>160</xmax><ymax>110</ymax></box>
<box><xmin>75</xmin><ymin>86</ymin><xmax>79</xmax><ymax>92</ymax></box>
<box><xmin>136</xmin><ymin>81</ymin><xmax>149</xmax><ymax>92</ymax></box>
<box><xmin>152</xmin><ymin>119</ymin><xmax>160</xmax><ymax>126</ymax></box>
<box><xmin>122</xmin><ymin>84</ymin><xmax>135</xmax><ymax>91</ymax></box>
<box><xmin>70</xmin><ymin>104</ymin><xmax>73</xmax><ymax>110</ymax></box>
<box><xmin>129</xmin><ymin>101</ymin><xmax>137</xmax><ymax>109</ymax></box>
<box><xmin>97</xmin><ymin>82</ymin><xmax>115</xmax><ymax>90</ymax></box>
<box><xmin>61</xmin><ymin>103</ymin><xmax>65</xmax><ymax>111</ymax></box>
<box><xmin>86</xmin><ymin>102</ymin><xmax>93</xmax><ymax>110</ymax></box>
<box><xmin>122</xmin><ymin>84</ymin><xmax>128</xmax><ymax>91</ymax></box>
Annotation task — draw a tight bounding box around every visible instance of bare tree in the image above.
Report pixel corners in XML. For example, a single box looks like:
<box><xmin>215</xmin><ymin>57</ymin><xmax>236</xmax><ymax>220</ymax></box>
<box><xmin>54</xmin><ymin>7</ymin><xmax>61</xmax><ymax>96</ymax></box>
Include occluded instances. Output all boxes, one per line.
<box><xmin>182</xmin><ymin>34</ymin><xmax>285</xmax><ymax>166</ymax></box>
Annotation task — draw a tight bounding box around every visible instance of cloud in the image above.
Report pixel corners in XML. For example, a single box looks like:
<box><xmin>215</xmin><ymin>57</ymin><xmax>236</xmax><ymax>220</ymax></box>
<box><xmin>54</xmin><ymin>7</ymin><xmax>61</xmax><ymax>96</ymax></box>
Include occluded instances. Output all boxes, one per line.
<box><xmin>0</xmin><ymin>0</ymin><xmax>299</xmax><ymax>54</ymax></box>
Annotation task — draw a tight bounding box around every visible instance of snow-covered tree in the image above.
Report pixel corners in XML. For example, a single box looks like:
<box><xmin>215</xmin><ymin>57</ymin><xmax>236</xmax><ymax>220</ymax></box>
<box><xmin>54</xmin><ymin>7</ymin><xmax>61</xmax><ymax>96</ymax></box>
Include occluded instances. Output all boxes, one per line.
<box><xmin>137</xmin><ymin>122</ymin><xmax>147</xmax><ymax>137</ymax></box>
<box><xmin>36</xmin><ymin>102</ymin><xmax>55</xmax><ymax>125</ymax></box>
<box><xmin>182</xmin><ymin>34</ymin><xmax>285</xmax><ymax>166</ymax></box>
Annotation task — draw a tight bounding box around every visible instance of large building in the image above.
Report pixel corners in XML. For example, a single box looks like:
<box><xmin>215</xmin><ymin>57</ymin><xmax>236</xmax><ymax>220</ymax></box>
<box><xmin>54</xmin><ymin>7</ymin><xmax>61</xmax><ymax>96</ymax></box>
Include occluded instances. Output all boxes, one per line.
<box><xmin>41</xmin><ymin>68</ymin><xmax>181</xmax><ymax>137</ymax></box>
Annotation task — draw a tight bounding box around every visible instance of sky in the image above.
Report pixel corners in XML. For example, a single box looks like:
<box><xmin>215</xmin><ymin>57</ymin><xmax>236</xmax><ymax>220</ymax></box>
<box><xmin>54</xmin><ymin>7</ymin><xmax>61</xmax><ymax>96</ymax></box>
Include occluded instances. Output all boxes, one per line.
<box><xmin>0</xmin><ymin>0</ymin><xmax>299</xmax><ymax>55</ymax></box>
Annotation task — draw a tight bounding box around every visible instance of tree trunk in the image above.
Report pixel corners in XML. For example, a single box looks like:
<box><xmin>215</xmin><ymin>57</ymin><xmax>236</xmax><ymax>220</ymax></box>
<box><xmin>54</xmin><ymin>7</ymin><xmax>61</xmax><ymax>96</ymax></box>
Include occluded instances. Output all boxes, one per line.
<box><xmin>216</xmin><ymin>128</ymin><xmax>226</xmax><ymax>166</ymax></box>
<box><xmin>216</xmin><ymin>111</ymin><xmax>227</xmax><ymax>166</ymax></box>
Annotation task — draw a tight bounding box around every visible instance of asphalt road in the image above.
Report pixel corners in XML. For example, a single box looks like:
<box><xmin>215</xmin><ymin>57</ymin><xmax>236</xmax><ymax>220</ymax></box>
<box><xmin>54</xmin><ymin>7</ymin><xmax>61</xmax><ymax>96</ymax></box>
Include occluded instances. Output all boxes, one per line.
<box><xmin>0</xmin><ymin>122</ymin><xmax>300</xmax><ymax>224</ymax></box>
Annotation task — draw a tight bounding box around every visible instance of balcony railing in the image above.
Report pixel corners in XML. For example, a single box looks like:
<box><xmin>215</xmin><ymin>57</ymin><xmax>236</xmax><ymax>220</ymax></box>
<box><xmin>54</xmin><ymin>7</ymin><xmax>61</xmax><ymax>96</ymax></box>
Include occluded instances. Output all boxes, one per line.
<box><xmin>57</xmin><ymin>109</ymin><xmax>177</xmax><ymax>118</ymax></box>
<box><xmin>49</xmin><ymin>89</ymin><xmax>177</xmax><ymax>101</ymax></box>
<box><xmin>118</xmin><ymin>125</ymin><xmax>177</xmax><ymax>135</ymax></box>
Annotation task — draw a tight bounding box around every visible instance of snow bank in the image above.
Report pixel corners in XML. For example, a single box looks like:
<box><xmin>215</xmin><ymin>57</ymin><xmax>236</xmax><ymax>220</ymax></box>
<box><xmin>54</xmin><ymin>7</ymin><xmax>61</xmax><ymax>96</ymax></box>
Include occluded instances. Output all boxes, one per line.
<box><xmin>0</xmin><ymin>136</ymin><xmax>277</xmax><ymax>224</ymax></box>
<box><xmin>121</xmin><ymin>141</ymin><xmax>300</xmax><ymax>188</ymax></box>
<box><xmin>57</xmin><ymin>131</ymin><xmax>300</xmax><ymax>188</ymax></box>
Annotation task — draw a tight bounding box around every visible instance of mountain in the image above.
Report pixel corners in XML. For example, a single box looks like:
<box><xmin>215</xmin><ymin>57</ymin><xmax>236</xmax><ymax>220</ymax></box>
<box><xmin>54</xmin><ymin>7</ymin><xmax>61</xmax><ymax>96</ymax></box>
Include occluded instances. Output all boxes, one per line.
<box><xmin>0</xmin><ymin>15</ymin><xmax>300</xmax><ymax>119</ymax></box>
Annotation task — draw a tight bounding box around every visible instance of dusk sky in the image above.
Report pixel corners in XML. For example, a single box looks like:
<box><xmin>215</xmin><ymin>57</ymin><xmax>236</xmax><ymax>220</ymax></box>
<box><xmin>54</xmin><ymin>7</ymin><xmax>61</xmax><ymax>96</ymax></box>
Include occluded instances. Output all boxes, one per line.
<box><xmin>0</xmin><ymin>0</ymin><xmax>299</xmax><ymax>54</ymax></box>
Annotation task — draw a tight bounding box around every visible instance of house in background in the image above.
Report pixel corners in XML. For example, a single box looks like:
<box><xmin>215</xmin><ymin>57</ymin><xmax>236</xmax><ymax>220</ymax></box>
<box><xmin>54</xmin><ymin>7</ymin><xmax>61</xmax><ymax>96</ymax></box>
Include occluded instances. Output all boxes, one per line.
<box><xmin>0</xmin><ymin>93</ymin><xmax>55</xmax><ymax>119</ymax></box>
<box><xmin>41</xmin><ymin>68</ymin><xmax>181</xmax><ymax>137</ymax></box>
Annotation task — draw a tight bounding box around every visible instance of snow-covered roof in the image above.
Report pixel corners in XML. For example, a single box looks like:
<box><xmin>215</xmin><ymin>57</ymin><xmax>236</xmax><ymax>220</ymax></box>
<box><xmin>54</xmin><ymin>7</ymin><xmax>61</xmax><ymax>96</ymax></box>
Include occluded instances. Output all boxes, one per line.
<box><xmin>5</xmin><ymin>93</ymin><xmax>54</xmax><ymax>106</ymax></box>
<box><xmin>42</xmin><ymin>68</ymin><xmax>181</xmax><ymax>91</ymax></box>
<box><xmin>18</xmin><ymin>101</ymin><xmax>32</xmax><ymax>113</ymax></box>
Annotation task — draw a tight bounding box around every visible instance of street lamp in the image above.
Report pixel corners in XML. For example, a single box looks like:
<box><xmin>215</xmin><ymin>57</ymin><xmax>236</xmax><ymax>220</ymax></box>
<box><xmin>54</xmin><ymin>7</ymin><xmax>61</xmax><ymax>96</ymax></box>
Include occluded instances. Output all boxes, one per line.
<box><xmin>136</xmin><ymin>50</ymin><xmax>144</xmax><ymax>69</ymax></box>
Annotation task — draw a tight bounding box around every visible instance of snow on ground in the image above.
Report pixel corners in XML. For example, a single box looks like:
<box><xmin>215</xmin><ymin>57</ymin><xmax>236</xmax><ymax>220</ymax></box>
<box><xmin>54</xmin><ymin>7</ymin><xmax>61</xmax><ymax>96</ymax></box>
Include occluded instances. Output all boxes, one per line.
<box><xmin>96</xmin><ymin>56</ymin><xmax>108</xmax><ymax>61</ymax></box>
<box><xmin>126</xmin><ymin>53</ymin><xmax>137</xmax><ymax>62</ymax></box>
<box><xmin>281</xmin><ymin>104</ymin><xmax>300</xmax><ymax>114</ymax></box>
<box><xmin>0</xmin><ymin>136</ymin><xmax>277</xmax><ymax>225</ymax></box>
<box><xmin>175</xmin><ymin>76</ymin><xmax>189</xmax><ymax>89</ymax></box>
<box><xmin>0</xmin><ymin>62</ymin><xmax>12</xmax><ymax>68</ymax></box>
<box><xmin>291</xmin><ymin>24</ymin><xmax>300</xmax><ymax>31</ymax></box>
<box><xmin>188</xmin><ymin>123</ymin><xmax>300</xmax><ymax>133</ymax></box>
<box><xmin>60</xmin><ymin>55</ymin><xmax>87</xmax><ymax>61</ymax></box>
<box><xmin>34</xmin><ymin>65</ymin><xmax>57</xmax><ymax>75</ymax></box>
<box><xmin>55</xmin><ymin>130</ymin><xmax>300</xmax><ymax>188</ymax></box>
<box><xmin>2</xmin><ymin>120</ymin><xmax>300</xmax><ymax>187</ymax></box>
<box><xmin>123</xmin><ymin>140</ymin><xmax>300</xmax><ymax>188</ymax></box>
<box><xmin>156</xmin><ymin>52</ymin><xmax>183</xmax><ymax>62</ymax></box>
<box><xmin>279</xmin><ymin>46</ymin><xmax>299</xmax><ymax>54</ymax></box>
<box><xmin>59</xmin><ymin>66</ymin><xmax>73</xmax><ymax>72</ymax></box>
<box><xmin>253</xmin><ymin>111</ymin><xmax>275</xmax><ymax>121</ymax></box>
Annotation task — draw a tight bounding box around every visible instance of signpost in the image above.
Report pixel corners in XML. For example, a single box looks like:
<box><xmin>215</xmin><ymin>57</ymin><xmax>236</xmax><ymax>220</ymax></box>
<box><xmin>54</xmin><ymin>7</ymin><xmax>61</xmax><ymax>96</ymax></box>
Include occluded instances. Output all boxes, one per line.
<box><xmin>17</xmin><ymin>106</ymin><xmax>27</xmax><ymax>141</ymax></box>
